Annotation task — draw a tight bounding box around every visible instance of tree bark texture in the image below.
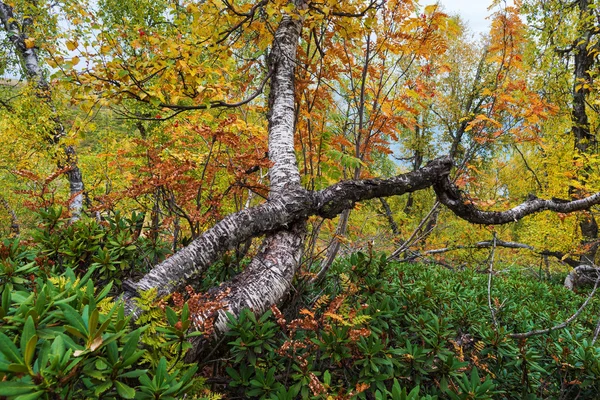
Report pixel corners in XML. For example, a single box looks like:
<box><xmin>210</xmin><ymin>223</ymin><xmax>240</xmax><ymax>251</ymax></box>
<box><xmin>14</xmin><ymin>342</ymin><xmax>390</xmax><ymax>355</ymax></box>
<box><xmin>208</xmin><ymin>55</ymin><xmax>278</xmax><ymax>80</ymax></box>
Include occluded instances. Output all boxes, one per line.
<box><xmin>570</xmin><ymin>0</ymin><xmax>599</xmax><ymax>264</ymax></box>
<box><xmin>123</xmin><ymin>158</ymin><xmax>454</xmax><ymax>311</ymax></box>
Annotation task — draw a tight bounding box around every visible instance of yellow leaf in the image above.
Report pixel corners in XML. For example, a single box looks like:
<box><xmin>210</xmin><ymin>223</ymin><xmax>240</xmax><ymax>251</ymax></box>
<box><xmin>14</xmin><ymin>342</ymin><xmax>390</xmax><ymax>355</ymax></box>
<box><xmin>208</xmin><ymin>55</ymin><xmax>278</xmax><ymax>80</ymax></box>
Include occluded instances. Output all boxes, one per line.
<box><xmin>66</xmin><ymin>40</ymin><xmax>78</xmax><ymax>51</ymax></box>
<box><xmin>24</xmin><ymin>38</ymin><xmax>35</xmax><ymax>49</ymax></box>
<box><xmin>71</xmin><ymin>56</ymin><xmax>80</xmax><ymax>66</ymax></box>
<box><xmin>424</xmin><ymin>4</ymin><xmax>438</xmax><ymax>14</ymax></box>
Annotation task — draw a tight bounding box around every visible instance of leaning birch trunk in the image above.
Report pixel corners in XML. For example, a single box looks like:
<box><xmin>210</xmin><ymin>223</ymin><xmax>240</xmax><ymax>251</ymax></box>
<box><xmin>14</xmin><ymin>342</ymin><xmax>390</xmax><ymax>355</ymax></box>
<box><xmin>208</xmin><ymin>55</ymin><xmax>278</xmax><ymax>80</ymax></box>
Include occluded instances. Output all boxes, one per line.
<box><xmin>184</xmin><ymin>4</ymin><xmax>307</xmax><ymax>360</ymax></box>
<box><xmin>0</xmin><ymin>1</ymin><xmax>84</xmax><ymax>220</ymax></box>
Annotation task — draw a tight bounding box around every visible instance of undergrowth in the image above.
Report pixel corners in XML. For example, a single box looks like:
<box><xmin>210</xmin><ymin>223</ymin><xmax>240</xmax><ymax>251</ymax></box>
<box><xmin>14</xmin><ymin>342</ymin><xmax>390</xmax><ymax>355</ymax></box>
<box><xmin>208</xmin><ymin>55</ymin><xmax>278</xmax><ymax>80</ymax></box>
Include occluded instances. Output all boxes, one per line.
<box><xmin>218</xmin><ymin>253</ymin><xmax>600</xmax><ymax>399</ymax></box>
<box><xmin>1</xmin><ymin>209</ymin><xmax>600</xmax><ymax>399</ymax></box>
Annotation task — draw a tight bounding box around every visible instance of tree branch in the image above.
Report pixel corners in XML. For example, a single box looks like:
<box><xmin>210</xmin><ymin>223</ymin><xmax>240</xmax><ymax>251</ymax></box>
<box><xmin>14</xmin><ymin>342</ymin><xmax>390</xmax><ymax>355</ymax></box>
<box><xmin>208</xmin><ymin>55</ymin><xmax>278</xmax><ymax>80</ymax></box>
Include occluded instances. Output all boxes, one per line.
<box><xmin>509</xmin><ymin>269</ymin><xmax>600</xmax><ymax>339</ymax></box>
<box><xmin>123</xmin><ymin>157</ymin><xmax>453</xmax><ymax>313</ymax></box>
<box><xmin>434</xmin><ymin>175</ymin><xmax>600</xmax><ymax>225</ymax></box>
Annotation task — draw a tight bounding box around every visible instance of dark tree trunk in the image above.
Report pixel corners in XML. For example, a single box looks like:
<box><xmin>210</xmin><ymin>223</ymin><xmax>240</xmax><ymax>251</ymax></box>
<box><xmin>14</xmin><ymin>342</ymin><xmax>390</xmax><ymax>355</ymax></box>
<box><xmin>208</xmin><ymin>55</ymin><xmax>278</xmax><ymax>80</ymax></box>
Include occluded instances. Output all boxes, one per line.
<box><xmin>570</xmin><ymin>0</ymin><xmax>598</xmax><ymax>264</ymax></box>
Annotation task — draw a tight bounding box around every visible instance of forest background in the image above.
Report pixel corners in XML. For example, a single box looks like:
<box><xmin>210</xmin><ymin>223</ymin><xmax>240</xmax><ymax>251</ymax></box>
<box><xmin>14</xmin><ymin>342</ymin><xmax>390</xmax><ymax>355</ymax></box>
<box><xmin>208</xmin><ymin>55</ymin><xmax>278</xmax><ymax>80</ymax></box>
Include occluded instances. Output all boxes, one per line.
<box><xmin>2</xmin><ymin>0</ymin><xmax>600</xmax><ymax>398</ymax></box>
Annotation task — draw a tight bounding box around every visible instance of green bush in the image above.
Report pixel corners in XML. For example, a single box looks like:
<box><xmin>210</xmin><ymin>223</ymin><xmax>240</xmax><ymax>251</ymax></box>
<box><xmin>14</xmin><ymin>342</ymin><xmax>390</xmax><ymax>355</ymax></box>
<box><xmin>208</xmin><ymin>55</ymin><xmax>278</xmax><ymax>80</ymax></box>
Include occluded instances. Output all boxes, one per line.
<box><xmin>32</xmin><ymin>207</ymin><xmax>170</xmax><ymax>284</ymax></box>
<box><xmin>219</xmin><ymin>252</ymin><xmax>600</xmax><ymax>399</ymax></box>
<box><xmin>4</xmin><ymin>212</ymin><xmax>600</xmax><ymax>399</ymax></box>
<box><xmin>0</xmin><ymin>211</ymin><xmax>208</xmax><ymax>399</ymax></box>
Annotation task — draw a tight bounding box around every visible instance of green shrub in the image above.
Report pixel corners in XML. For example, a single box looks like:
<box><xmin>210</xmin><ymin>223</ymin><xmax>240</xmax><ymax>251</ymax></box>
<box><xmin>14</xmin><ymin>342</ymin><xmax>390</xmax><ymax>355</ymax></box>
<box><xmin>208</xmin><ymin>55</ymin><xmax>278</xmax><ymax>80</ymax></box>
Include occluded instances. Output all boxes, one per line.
<box><xmin>0</xmin><ymin>211</ymin><xmax>208</xmax><ymax>399</ymax></box>
<box><xmin>218</xmin><ymin>252</ymin><xmax>600</xmax><ymax>399</ymax></box>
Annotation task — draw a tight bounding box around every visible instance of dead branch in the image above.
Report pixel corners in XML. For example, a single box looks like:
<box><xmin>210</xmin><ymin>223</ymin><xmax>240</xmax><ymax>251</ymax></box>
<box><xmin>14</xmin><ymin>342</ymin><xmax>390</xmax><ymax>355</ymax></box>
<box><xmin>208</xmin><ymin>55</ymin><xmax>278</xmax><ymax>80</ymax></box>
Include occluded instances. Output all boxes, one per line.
<box><xmin>509</xmin><ymin>270</ymin><xmax>600</xmax><ymax>339</ymax></box>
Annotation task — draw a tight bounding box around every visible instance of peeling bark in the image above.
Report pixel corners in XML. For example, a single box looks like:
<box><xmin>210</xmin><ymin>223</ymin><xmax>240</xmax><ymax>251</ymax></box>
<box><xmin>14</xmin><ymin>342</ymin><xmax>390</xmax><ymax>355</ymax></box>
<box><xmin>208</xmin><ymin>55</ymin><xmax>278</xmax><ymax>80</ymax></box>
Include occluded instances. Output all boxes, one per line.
<box><xmin>184</xmin><ymin>223</ymin><xmax>306</xmax><ymax>361</ymax></box>
<box><xmin>123</xmin><ymin>157</ymin><xmax>453</xmax><ymax>312</ymax></box>
<box><xmin>120</xmin><ymin>1</ymin><xmax>600</xmax><ymax>361</ymax></box>
<box><xmin>266</xmin><ymin>12</ymin><xmax>303</xmax><ymax>194</ymax></box>
<box><xmin>434</xmin><ymin>175</ymin><xmax>600</xmax><ymax>225</ymax></box>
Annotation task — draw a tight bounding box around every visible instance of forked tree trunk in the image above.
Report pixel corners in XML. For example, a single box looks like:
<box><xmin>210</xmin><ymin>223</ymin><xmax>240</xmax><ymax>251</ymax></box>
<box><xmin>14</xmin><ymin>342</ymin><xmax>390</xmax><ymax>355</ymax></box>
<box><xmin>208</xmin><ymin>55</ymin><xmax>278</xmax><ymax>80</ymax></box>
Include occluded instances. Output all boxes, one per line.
<box><xmin>120</xmin><ymin>2</ymin><xmax>600</xmax><ymax>361</ymax></box>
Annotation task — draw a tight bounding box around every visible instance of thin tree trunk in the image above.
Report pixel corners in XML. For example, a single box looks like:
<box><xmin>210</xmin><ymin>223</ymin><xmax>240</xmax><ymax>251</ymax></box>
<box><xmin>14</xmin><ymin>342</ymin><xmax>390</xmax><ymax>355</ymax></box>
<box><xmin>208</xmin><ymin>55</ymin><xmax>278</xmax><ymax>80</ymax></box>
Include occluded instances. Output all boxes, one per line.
<box><xmin>0</xmin><ymin>1</ymin><xmax>84</xmax><ymax>221</ymax></box>
<box><xmin>570</xmin><ymin>0</ymin><xmax>598</xmax><ymax>264</ymax></box>
<box><xmin>0</xmin><ymin>195</ymin><xmax>19</xmax><ymax>236</ymax></box>
<box><xmin>315</xmin><ymin>208</ymin><xmax>351</xmax><ymax>282</ymax></box>
<box><xmin>379</xmin><ymin>197</ymin><xmax>399</xmax><ymax>235</ymax></box>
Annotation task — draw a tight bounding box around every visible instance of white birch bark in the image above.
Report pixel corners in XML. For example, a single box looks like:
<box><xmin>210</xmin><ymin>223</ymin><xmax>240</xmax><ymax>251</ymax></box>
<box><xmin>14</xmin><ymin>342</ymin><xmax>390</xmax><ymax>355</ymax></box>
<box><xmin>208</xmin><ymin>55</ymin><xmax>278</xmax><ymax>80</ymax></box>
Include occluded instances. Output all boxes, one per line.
<box><xmin>119</xmin><ymin>1</ymin><xmax>600</xmax><ymax>360</ymax></box>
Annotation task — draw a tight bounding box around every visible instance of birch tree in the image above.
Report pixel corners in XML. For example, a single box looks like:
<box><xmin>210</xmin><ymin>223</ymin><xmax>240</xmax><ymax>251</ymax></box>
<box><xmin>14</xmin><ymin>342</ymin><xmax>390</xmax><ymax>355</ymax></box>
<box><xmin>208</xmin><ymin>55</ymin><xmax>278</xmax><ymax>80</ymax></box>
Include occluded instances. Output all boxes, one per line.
<box><xmin>91</xmin><ymin>0</ymin><xmax>600</xmax><ymax>361</ymax></box>
<box><xmin>0</xmin><ymin>1</ymin><xmax>84</xmax><ymax>220</ymax></box>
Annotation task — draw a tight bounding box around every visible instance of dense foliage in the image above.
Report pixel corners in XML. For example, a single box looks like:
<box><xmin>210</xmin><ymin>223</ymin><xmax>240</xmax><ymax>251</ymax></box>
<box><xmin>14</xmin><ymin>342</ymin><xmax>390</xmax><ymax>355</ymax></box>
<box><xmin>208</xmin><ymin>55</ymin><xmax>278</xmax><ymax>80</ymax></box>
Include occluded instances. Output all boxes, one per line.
<box><xmin>216</xmin><ymin>254</ymin><xmax>600</xmax><ymax>399</ymax></box>
<box><xmin>3</xmin><ymin>0</ymin><xmax>600</xmax><ymax>398</ymax></box>
<box><xmin>2</xmin><ymin>214</ymin><xmax>600</xmax><ymax>398</ymax></box>
<box><xmin>0</xmin><ymin>211</ymin><xmax>209</xmax><ymax>399</ymax></box>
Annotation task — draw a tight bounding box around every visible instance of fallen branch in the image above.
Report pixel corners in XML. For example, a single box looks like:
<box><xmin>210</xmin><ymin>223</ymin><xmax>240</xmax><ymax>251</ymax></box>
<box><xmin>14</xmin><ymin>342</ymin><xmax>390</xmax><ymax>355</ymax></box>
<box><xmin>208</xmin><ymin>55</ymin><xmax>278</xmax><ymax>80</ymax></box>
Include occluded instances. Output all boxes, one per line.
<box><xmin>434</xmin><ymin>176</ymin><xmax>600</xmax><ymax>225</ymax></box>
<box><xmin>509</xmin><ymin>269</ymin><xmax>600</xmax><ymax>339</ymax></box>
<box><xmin>397</xmin><ymin>239</ymin><xmax>579</xmax><ymax>268</ymax></box>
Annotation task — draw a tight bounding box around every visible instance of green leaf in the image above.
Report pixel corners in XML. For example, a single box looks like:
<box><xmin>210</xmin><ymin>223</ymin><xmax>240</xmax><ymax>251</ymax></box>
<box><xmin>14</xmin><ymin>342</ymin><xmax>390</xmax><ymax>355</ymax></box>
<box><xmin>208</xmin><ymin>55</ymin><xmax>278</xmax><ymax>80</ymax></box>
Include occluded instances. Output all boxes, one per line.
<box><xmin>23</xmin><ymin>335</ymin><xmax>38</xmax><ymax>367</ymax></box>
<box><xmin>0</xmin><ymin>332</ymin><xmax>23</xmax><ymax>364</ymax></box>
<box><xmin>20</xmin><ymin>316</ymin><xmax>36</xmax><ymax>355</ymax></box>
<box><xmin>121</xmin><ymin>329</ymin><xmax>141</xmax><ymax>362</ymax></box>
<box><xmin>155</xmin><ymin>357</ymin><xmax>167</xmax><ymax>386</ymax></box>
<box><xmin>88</xmin><ymin>309</ymin><xmax>99</xmax><ymax>337</ymax></box>
<box><xmin>0</xmin><ymin>381</ymin><xmax>38</xmax><ymax>396</ymax></box>
<box><xmin>119</xmin><ymin>369</ymin><xmax>147</xmax><ymax>378</ymax></box>
<box><xmin>115</xmin><ymin>381</ymin><xmax>136</xmax><ymax>399</ymax></box>
<box><xmin>14</xmin><ymin>390</ymin><xmax>44</xmax><ymax>400</ymax></box>
<box><xmin>7</xmin><ymin>363</ymin><xmax>29</xmax><ymax>373</ymax></box>
<box><xmin>166</xmin><ymin>307</ymin><xmax>178</xmax><ymax>326</ymax></box>
<box><xmin>94</xmin><ymin>381</ymin><xmax>112</xmax><ymax>397</ymax></box>
<box><xmin>59</xmin><ymin>304</ymin><xmax>88</xmax><ymax>337</ymax></box>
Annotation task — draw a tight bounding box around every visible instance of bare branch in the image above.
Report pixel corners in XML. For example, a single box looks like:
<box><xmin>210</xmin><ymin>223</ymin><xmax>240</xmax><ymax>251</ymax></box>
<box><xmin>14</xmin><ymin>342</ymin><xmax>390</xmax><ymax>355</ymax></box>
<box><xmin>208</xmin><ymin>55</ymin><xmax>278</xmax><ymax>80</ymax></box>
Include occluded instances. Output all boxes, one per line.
<box><xmin>434</xmin><ymin>175</ymin><xmax>600</xmax><ymax>225</ymax></box>
<box><xmin>331</xmin><ymin>0</ymin><xmax>381</xmax><ymax>17</ymax></box>
<box><xmin>509</xmin><ymin>270</ymin><xmax>600</xmax><ymax>339</ymax></box>
<box><xmin>399</xmin><ymin>239</ymin><xmax>579</xmax><ymax>268</ymax></box>
<box><xmin>158</xmin><ymin>71</ymin><xmax>273</xmax><ymax>112</ymax></box>
<box><xmin>488</xmin><ymin>233</ymin><xmax>498</xmax><ymax>328</ymax></box>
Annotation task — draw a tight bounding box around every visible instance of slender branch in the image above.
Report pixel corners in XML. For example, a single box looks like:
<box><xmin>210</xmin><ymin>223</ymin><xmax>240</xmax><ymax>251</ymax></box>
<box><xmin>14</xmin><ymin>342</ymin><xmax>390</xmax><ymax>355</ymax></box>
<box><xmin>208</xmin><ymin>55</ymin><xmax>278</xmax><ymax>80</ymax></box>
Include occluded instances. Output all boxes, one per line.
<box><xmin>399</xmin><ymin>239</ymin><xmax>579</xmax><ymax>268</ymax></box>
<box><xmin>512</xmin><ymin>144</ymin><xmax>543</xmax><ymax>191</ymax></box>
<box><xmin>388</xmin><ymin>202</ymin><xmax>440</xmax><ymax>259</ymax></box>
<box><xmin>330</xmin><ymin>0</ymin><xmax>380</xmax><ymax>17</ymax></box>
<box><xmin>158</xmin><ymin>71</ymin><xmax>273</xmax><ymax>111</ymax></box>
<box><xmin>509</xmin><ymin>270</ymin><xmax>600</xmax><ymax>339</ymax></box>
<box><xmin>0</xmin><ymin>195</ymin><xmax>19</xmax><ymax>236</ymax></box>
<box><xmin>592</xmin><ymin>311</ymin><xmax>600</xmax><ymax>345</ymax></box>
<box><xmin>488</xmin><ymin>233</ymin><xmax>498</xmax><ymax>328</ymax></box>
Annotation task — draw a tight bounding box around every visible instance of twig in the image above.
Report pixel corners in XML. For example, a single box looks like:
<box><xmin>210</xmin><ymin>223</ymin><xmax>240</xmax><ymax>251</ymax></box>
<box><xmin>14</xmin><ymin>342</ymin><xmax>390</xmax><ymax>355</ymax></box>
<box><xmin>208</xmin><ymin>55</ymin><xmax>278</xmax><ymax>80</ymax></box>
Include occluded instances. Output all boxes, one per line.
<box><xmin>397</xmin><ymin>239</ymin><xmax>579</xmax><ymax>268</ymax></box>
<box><xmin>488</xmin><ymin>233</ymin><xmax>498</xmax><ymax>329</ymax></box>
<box><xmin>509</xmin><ymin>269</ymin><xmax>600</xmax><ymax>339</ymax></box>
<box><xmin>389</xmin><ymin>201</ymin><xmax>439</xmax><ymax>259</ymax></box>
<box><xmin>591</xmin><ymin>314</ymin><xmax>600</xmax><ymax>345</ymax></box>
